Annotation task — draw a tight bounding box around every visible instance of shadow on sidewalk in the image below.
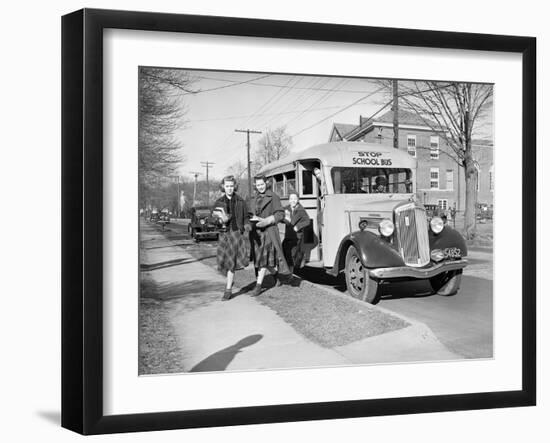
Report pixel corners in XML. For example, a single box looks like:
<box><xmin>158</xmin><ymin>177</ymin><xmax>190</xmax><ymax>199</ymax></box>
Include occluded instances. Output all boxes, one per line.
<box><xmin>140</xmin><ymin>255</ymin><xmax>216</xmax><ymax>271</ymax></box>
<box><xmin>141</xmin><ymin>279</ymin><xmax>224</xmax><ymax>305</ymax></box>
<box><xmin>190</xmin><ymin>334</ymin><xmax>263</xmax><ymax>372</ymax></box>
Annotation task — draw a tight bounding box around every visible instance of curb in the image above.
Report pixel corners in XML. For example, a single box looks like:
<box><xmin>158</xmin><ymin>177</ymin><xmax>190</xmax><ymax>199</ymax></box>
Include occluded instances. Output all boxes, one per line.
<box><xmin>294</xmin><ymin>273</ymin><xmax>461</xmax><ymax>362</ymax></box>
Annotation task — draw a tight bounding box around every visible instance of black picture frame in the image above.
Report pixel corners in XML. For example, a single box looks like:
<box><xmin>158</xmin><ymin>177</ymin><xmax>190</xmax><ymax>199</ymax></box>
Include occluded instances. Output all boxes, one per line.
<box><xmin>61</xmin><ymin>8</ymin><xmax>536</xmax><ymax>435</ymax></box>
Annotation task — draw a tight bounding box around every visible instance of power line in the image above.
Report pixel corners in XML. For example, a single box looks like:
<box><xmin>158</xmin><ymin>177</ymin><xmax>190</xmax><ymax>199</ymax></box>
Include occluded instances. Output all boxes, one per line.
<box><xmin>290</xmin><ymin>86</ymin><xmax>388</xmax><ymax>138</ymax></box>
<box><xmin>184</xmin><ymin>74</ymin><xmax>271</xmax><ymax>95</ymax></box>
<box><xmin>185</xmin><ymin>103</ymin><xmax>360</xmax><ymax>123</ymax></box>
<box><xmin>193</xmin><ymin>75</ymin><xmax>373</xmax><ymax>93</ymax></box>
<box><xmin>283</xmin><ymin>77</ymin><xmax>349</xmax><ymax>132</ymax></box>
<box><xmin>219</xmin><ymin>76</ymin><xmax>299</xmax><ymax>169</ymax></box>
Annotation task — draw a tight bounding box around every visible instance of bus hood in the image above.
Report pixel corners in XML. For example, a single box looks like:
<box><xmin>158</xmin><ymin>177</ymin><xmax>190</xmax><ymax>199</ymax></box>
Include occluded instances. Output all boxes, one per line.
<box><xmin>324</xmin><ymin>193</ymin><xmax>416</xmax><ymax>234</ymax></box>
<box><xmin>337</xmin><ymin>193</ymin><xmax>415</xmax><ymax>214</ymax></box>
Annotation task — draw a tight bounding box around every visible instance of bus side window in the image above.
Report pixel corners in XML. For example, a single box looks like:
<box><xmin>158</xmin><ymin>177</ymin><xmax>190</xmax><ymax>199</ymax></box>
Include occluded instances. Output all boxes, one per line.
<box><xmin>302</xmin><ymin>169</ymin><xmax>314</xmax><ymax>195</ymax></box>
<box><xmin>274</xmin><ymin>174</ymin><xmax>284</xmax><ymax>196</ymax></box>
<box><xmin>285</xmin><ymin>171</ymin><xmax>296</xmax><ymax>195</ymax></box>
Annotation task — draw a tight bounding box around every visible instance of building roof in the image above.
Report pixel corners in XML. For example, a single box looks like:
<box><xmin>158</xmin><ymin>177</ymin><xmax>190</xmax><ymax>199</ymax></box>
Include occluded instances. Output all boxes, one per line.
<box><xmin>331</xmin><ymin>123</ymin><xmax>357</xmax><ymax>140</ymax></box>
<box><xmin>374</xmin><ymin>109</ymin><xmax>429</xmax><ymax>127</ymax></box>
<box><xmin>331</xmin><ymin>109</ymin><xmax>438</xmax><ymax>142</ymax></box>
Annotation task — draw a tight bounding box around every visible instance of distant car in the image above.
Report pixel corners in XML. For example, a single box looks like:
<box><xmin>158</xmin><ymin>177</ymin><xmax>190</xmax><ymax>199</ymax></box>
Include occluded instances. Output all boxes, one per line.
<box><xmin>188</xmin><ymin>206</ymin><xmax>219</xmax><ymax>241</ymax></box>
<box><xmin>160</xmin><ymin>211</ymin><xmax>170</xmax><ymax>223</ymax></box>
<box><xmin>149</xmin><ymin>211</ymin><xmax>159</xmax><ymax>222</ymax></box>
<box><xmin>476</xmin><ymin>203</ymin><xmax>493</xmax><ymax>222</ymax></box>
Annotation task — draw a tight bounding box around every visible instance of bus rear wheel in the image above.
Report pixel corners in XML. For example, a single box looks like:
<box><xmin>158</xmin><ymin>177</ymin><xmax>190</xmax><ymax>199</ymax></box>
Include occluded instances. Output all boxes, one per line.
<box><xmin>344</xmin><ymin>245</ymin><xmax>379</xmax><ymax>304</ymax></box>
<box><xmin>430</xmin><ymin>270</ymin><xmax>462</xmax><ymax>296</ymax></box>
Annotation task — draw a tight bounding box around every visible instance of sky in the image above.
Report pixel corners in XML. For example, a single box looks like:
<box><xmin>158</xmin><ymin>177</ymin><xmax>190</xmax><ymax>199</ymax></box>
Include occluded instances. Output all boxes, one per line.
<box><xmin>169</xmin><ymin>69</ymin><xmax>493</xmax><ymax>183</ymax></box>
<box><xmin>172</xmin><ymin>70</ymin><xmax>389</xmax><ymax>181</ymax></box>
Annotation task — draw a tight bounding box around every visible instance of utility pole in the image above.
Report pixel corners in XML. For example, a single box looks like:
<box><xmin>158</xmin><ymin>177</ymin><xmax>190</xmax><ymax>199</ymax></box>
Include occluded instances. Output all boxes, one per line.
<box><xmin>189</xmin><ymin>171</ymin><xmax>201</xmax><ymax>206</ymax></box>
<box><xmin>392</xmin><ymin>79</ymin><xmax>399</xmax><ymax>149</ymax></box>
<box><xmin>200</xmin><ymin>161</ymin><xmax>214</xmax><ymax>205</ymax></box>
<box><xmin>235</xmin><ymin>128</ymin><xmax>262</xmax><ymax>197</ymax></box>
<box><xmin>176</xmin><ymin>176</ymin><xmax>180</xmax><ymax>218</ymax></box>
<box><xmin>168</xmin><ymin>175</ymin><xmax>182</xmax><ymax>217</ymax></box>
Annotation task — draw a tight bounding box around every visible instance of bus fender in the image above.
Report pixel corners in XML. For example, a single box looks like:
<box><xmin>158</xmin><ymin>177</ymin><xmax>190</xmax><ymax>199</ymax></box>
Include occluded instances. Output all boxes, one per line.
<box><xmin>429</xmin><ymin>225</ymin><xmax>468</xmax><ymax>257</ymax></box>
<box><xmin>327</xmin><ymin>230</ymin><xmax>405</xmax><ymax>276</ymax></box>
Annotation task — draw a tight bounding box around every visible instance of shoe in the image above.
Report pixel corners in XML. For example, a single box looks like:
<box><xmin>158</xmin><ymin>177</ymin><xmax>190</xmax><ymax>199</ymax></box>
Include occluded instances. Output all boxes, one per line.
<box><xmin>221</xmin><ymin>288</ymin><xmax>232</xmax><ymax>301</ymax></box>
<box><xmin>277</xmin><ymin>273</ymin><xmax>292</xmax><ymax>286</ymax></box>
<box><xmin>250</xmin><ymin>284</ymin><xmax>262</xmax><ymax>297</ymax></box>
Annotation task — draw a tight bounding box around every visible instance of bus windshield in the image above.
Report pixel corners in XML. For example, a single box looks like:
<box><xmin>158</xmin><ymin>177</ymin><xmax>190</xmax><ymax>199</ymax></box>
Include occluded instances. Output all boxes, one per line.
<box><xmin>331</xmin><ymin>167</ymin><xmax>413</xmax><ymax>194</ymax></box>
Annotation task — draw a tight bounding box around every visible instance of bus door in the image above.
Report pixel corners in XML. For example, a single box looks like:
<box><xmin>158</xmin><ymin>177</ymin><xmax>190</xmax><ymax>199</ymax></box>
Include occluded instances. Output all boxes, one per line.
<box><xmin>298</xmin><ymin>161</ymin><xmax>322</xmax><ymax>264</ymax></box>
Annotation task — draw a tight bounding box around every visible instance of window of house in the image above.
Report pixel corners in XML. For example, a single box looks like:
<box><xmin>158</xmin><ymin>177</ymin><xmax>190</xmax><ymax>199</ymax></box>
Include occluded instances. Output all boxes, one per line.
<box><xmin>407</xmin><ymin>134</ymin><xmax>416</xmax><ymax>157</ymax></box>
<box><xmin>438</xmin><ymin>199</ymin><xmax>448</xmax><ymax>211</ymax></box>
<box><xmin>446</xmin><ymin>169</ymin><xmax>453</xmax><ymax>191</ymax></box>
<box><xmin>430</xmin><ymin>167</ymin><xmax>439</xmax><ymax>189</ymax></box>
<box><xmin>475</xmin><ymin>164</ymin><xmax>481</xmax><ymax>192</ymax></box>
<box><xmin>430</xmin><ymin>136</ymin><xmax>440</xmax><ymax>159</ymax></box>
<box><xmin>489</xmin><ymin>165</ymin><xmax>494</xmax><ymax>192</ymax></box>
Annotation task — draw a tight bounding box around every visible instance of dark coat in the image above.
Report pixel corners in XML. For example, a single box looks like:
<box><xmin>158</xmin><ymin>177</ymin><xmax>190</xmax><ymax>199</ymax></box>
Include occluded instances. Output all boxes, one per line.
<box><xmin>250</xmin><ymin>189</ymin><xmax>289</xmax><ymax>273</ymax></box>
<box><xmin>212</xmin><ymin>193</ymin><xmax>250</xmax><ymax>233</ymax></box>
<box><xmin>282</xmin><ymin>203</ymin><xmax>310</xmax><ymax>240</ymax></box>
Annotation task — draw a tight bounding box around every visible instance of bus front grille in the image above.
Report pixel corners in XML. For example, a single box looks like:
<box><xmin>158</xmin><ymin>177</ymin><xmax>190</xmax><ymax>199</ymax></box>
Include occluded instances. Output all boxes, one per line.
<box><xmin>395</xmin><ymin>205</ymin><xmax>430</xmax><ymax>267</ymax></box>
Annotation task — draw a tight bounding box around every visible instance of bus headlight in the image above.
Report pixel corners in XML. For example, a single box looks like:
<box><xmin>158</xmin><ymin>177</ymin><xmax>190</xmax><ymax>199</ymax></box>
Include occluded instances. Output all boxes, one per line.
<box><xmin>430</xmin><ymin>216</ymin><xmax>444</xmax><ymax>234</ymax></box>
<box><xmin>379</xmin><ymin>219</ymin><xmax>395</xmax><ymax>237</ymax></box>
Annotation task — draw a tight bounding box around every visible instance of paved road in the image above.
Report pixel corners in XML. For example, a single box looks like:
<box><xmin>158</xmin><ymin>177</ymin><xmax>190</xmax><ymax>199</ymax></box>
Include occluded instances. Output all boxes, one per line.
<box><xmin>154</xmin><ymin>220</ymin><xmax>493</xmax><ymax>359</ymax></box>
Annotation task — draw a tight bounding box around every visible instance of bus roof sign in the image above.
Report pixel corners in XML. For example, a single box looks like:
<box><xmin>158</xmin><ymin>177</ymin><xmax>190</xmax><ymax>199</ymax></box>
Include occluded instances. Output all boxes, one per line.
<box><xmin>260</xmin><ymin>142</ymin><xmax>416</xmax><ymax>175</ymax></box>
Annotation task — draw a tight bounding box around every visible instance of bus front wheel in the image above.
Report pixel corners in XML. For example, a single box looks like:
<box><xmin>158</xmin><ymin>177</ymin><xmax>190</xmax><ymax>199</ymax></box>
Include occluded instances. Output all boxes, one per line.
<box><xmin>344</xmin><ymin>245</ymin><xmax>380</xmax><ymax>304</ymax></box>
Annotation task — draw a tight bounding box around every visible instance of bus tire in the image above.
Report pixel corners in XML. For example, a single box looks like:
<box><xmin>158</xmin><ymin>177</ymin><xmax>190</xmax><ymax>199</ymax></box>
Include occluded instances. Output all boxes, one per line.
<box><xmin>344</xmin><ymin>245</ymin><xmax>379</xmax><ymax>304</ymax></box>
<box><xmin>430</xmin><ymin>270</ymin><xmax>462</xmax><ymax>296</ymax></box>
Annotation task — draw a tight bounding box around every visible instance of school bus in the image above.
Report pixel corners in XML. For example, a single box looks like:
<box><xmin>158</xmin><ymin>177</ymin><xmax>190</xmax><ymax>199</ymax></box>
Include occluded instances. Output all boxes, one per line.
<box><xmin>259</xmin><ymin>141</ymin><xmax>468</xmax><ymax>303</ymax></box>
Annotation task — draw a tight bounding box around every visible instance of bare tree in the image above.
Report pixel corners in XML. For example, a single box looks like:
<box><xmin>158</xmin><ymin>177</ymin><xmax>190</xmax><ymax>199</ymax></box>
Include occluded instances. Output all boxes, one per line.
<box><xmin>225</xmin><ymin>159</ymin><xmax>248</xmax><ymax>180</ymax></box>
<box><xmin>380</xmin><ymin>80</ymin><xmax>493</xmax><ymax>239</ymax></box>
<box><xmin>254</xmin><ymin>126</ymin><xmax>293</xmax><ymax>169</ymax></box>
<box><xmin>139</xmin><ymin>67</ymin><xmax>196</xmax><ymax>186</ymax></box>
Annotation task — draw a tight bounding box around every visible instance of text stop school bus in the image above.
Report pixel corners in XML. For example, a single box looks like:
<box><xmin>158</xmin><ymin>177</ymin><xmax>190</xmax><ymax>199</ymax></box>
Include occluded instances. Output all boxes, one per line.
<box><xmin>259</xmin><ymin>141</ymin><xmax>468</xmax><ymax>304</ymax></box>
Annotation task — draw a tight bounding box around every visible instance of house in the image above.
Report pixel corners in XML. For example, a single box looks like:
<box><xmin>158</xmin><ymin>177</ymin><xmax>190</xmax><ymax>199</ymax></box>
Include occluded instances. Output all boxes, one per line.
<box><xmin>329</xmin><ymin>109</ymin><xmax>493</xmax><ymax>213</ymax></box>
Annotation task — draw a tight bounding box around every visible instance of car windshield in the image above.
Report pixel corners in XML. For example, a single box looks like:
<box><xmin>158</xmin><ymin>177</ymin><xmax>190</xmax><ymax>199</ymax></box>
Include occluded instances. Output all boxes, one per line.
<box><xmin>331</xmin><ymin>167</ymin><xmax>413</xmax><ymax>194</ymax></box>
<box><xmin>195</xmin><ymin>209</ymin><xmax>211</xmax><ymax>217</ymax></box>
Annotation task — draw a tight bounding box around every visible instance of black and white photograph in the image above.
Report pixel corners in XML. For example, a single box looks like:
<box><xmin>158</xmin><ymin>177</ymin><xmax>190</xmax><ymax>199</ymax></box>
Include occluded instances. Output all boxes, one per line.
<box><xmin>138</xmin><ymin>68</ymin><xmax>494</xmax><ymax>375</ymax></box>
<box><xmin>3</xmin><ymin>0</ymin><xmax>546</xmax><ymax>440</ymax></box>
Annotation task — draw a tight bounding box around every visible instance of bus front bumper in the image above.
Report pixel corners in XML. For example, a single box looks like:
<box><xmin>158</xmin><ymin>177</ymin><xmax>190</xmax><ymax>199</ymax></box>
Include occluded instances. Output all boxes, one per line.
<box><xmin>368</xmin><ymin>259</ymin><xmax>468</xmax><ymax>280</ymax></box>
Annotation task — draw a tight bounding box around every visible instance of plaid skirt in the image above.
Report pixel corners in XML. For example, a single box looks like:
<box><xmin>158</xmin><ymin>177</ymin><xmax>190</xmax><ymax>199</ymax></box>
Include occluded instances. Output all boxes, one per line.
<box><xmin>250</xmin><ymin>229</ymin><xmax>280</xmax><ymax>269</ymax></box>
<box><xmin>217</xmin><ymin>229</ymin><xmax>249</xmax><ymax>273</ymax></box>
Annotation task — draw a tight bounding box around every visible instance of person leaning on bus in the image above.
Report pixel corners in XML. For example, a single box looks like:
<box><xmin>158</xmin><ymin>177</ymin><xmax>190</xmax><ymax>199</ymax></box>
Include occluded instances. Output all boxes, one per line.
<box><xmin>212</xmin><ymin>175</ymin><xmax>251</xmax><ymax>301</ymax></box>
<box><xmin>282</xmin><ymin>192</ymin><xmax>310</xmax><ymax>273</ymax></box>
<box><xmin>249</xmin><ymin>175</ymin><xmax>291</xmax><ymax>296</ymax></box>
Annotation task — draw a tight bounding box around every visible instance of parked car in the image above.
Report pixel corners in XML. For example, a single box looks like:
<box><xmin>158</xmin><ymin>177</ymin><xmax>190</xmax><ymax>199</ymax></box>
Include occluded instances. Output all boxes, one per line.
<box><xmin>188</xmin><ymin>206</ymin><xmax>219</xmax><ymax>241</ymax></box>
<box><xmin>476</xmin><ymin>203</ymin><xmax>493</xmax><ymax>222</ymax></box>
<box><xmin>160</xmin><ymin>210</ymin><xmax>170</xmax><ymax>223</ymax></box>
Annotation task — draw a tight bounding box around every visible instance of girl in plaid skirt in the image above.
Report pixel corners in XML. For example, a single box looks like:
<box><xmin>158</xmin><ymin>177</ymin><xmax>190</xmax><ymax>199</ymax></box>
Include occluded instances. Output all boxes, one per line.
<box><xmin>249</xmin><ymin>175</ymin><xmax>290</xmax><ymax>296</ymax></box>
<box><xmin>212</xmin><ymin>176</ymin><xmax>251</xmax><ymax>301</ymax></box>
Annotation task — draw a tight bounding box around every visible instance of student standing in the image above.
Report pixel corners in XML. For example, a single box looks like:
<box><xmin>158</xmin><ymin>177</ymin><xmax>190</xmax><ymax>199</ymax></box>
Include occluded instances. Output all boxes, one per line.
<box><xmin>282</xmin><ymin>192</ymin><xmax>310</xmax><ymax>272</ymax></box>
<box><xmin>249</xmin><ymin>175</ymin><xmax>290</xmax><ymax>296</ymax></box>
<box><xmin>212</xmin><ymin>176</ymin><xmax>251</xmax><ymax>301</ymax></box>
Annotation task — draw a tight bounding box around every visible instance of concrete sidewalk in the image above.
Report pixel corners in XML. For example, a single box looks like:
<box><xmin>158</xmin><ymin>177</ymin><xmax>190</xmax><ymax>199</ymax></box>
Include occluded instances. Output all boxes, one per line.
<box><xmin>140</xmin><ymin>221</ymin><xmax>459</xmax><ymax>374</ymax></box>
